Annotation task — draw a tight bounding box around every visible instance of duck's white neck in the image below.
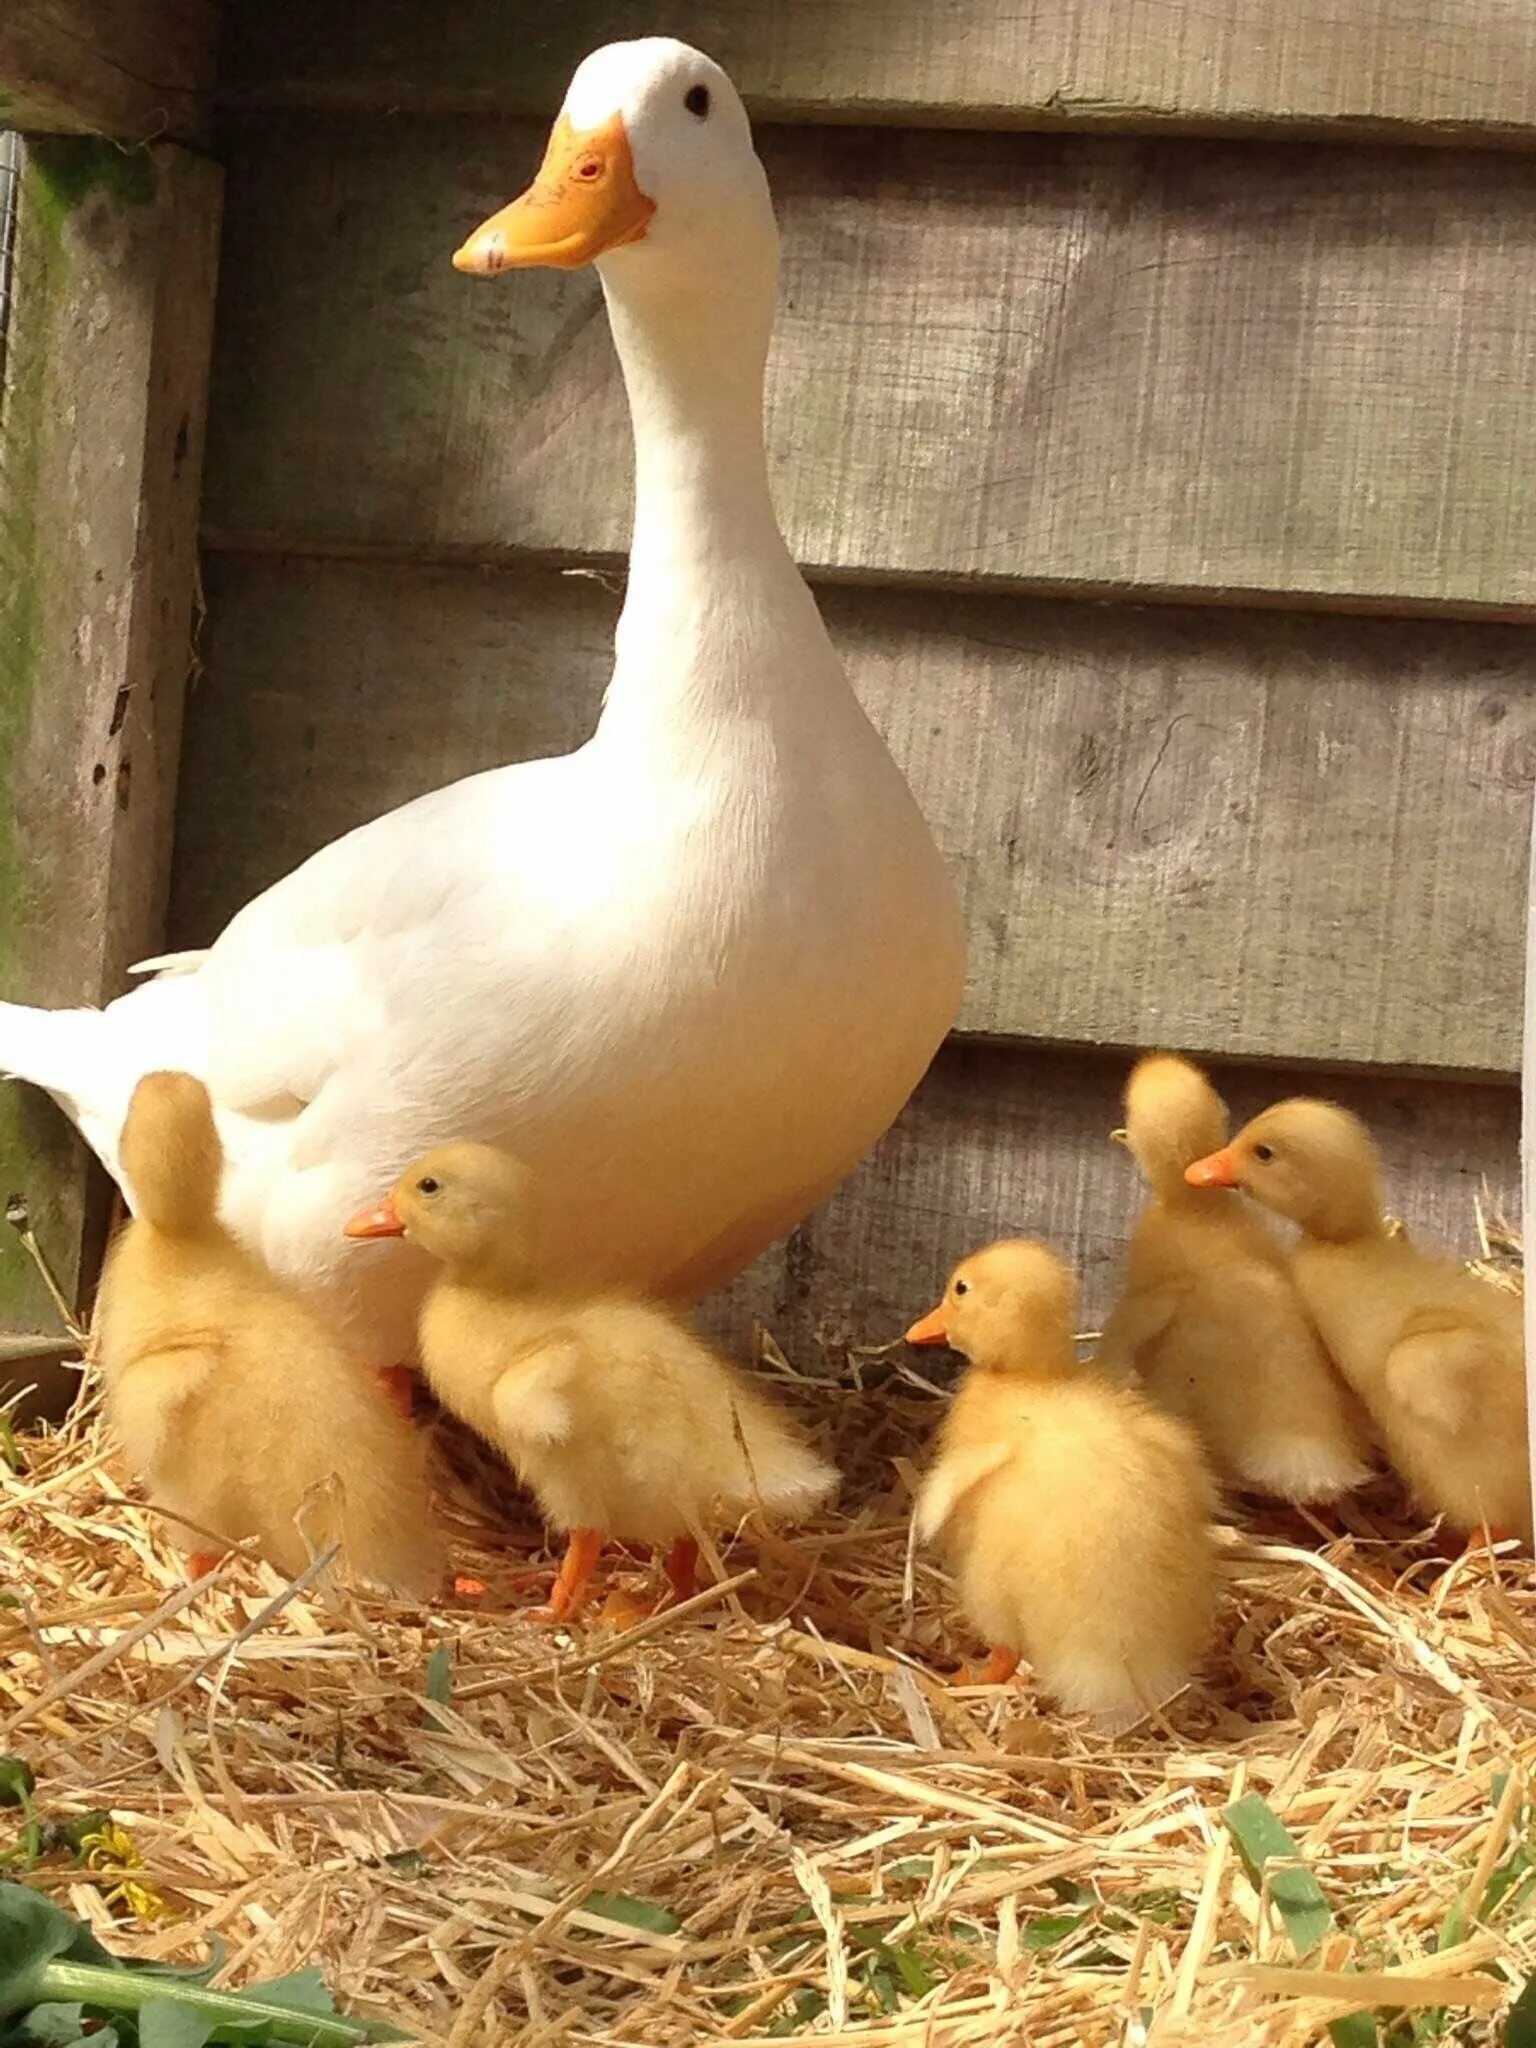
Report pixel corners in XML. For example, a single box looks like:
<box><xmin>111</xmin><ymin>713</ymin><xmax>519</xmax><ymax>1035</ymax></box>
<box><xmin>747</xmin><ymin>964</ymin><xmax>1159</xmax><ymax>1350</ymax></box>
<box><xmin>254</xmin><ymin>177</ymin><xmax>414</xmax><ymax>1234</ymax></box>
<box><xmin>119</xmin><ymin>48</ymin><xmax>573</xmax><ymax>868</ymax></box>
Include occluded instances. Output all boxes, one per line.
<box><xmin>609</xmin><ymin>253</ymin><xmax>781</xmax><ymax>554</ymax></box>
<box><xmin>594</xmin><ymin>245</ymin><xmax>814</xmax><ymax>738</ymax></box>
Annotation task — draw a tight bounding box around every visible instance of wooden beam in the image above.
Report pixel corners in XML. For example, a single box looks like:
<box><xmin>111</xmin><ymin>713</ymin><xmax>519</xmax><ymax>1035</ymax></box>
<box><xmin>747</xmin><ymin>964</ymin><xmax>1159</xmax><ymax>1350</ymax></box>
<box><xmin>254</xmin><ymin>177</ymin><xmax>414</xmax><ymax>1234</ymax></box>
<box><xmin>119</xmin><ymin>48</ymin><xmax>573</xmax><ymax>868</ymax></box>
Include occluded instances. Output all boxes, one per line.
<box><xmin>710</xmin><ymin>1039</ymin><xmax>1519</xmax><ymax>1360</ymax></box>
<box><xmin>202</xmin><ymin>119</ymin><xmax>1536</xmax><ymax>619</ymax></box>
<box><xmin>220</xmin><ymin>0</ymin><xmax>1536</xmax><ymax>148</ymax></box>
<box><xmin>174</xmin><ymin>558</ymin><xmax>1536</xmax><ymax>1080</ymax></box>
<box><xmin>0</xmin><ymin>0</ymin><xmax>218</xmax><ymax>144</ymax></box>
<box><xmin>0</xmin><ymin>136</ymin><xmax>221</xmax><ymax>1390</ymax></box>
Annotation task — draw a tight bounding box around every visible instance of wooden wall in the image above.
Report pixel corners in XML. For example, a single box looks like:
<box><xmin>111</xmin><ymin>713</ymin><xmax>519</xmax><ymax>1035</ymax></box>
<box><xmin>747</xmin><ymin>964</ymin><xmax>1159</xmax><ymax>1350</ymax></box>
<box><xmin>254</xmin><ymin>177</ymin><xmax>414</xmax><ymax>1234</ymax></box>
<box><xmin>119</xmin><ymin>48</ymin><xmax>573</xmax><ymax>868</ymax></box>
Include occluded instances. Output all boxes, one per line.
<box><xmin>189</xmin><ymin>1</ymin><xmax>1535</xmax><ymax>1345</ymax></box>
<box><xmin>0</xmin><ymin>0</ymin><xmax>221</xmax><ymax>1396</ymax></box>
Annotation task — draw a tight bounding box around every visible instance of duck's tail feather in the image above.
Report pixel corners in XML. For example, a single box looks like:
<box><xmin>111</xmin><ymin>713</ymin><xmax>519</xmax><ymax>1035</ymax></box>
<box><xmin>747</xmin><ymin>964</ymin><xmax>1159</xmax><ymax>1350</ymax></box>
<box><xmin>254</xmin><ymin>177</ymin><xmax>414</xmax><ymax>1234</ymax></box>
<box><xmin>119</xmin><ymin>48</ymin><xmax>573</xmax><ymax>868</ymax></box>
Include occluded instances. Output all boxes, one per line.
<box><xmin>0</xmin><ymin>1001</ymin><xmax>107</xmax><ymax>1125</ymax></box>
<box><xmin>0</xmin><ymin>977</ymin><xmax>209</xmax><ymax>1192</ymax></box>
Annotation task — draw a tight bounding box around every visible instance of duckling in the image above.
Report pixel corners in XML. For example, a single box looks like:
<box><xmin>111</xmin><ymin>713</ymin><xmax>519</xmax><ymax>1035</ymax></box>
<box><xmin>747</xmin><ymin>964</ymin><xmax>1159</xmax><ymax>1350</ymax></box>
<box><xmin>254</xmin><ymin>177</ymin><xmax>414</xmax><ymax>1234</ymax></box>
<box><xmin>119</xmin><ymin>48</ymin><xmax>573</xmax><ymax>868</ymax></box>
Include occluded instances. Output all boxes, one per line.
<box><xmin>1099</xmin><ymin>1054</ymin><xmax>1372</xmax><ymax>1504</ymax></box>
<box><xmin>94</xmin><ymin>1072</ymin><xmax>444</xmax><ymax>1596</ymax></box>
<box><xmin>908</xmin><ymin>1240</ymin><xmax>1216</xmax><ymax>1730</ymax></box>
<box><xmin>1188</xmin><ymin>1101</ymin><xmax>1530</xmax><ymax>1545</ymax></box>
<box><xmin>345</xmin><ymin>1143</ymin><xmax>837</xmax><ymax>1620</ymax></box>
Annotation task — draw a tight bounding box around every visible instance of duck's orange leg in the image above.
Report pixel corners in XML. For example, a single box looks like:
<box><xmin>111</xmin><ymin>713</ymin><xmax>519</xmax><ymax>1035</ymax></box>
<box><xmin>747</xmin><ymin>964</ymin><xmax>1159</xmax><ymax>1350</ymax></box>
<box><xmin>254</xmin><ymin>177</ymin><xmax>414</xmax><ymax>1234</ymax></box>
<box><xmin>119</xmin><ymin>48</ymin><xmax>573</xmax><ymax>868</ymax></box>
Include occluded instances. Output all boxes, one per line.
<box><xmin>188</xmin><ymin>1551</ymin><xmax>222</xmax><ymax>1582</ymax></box>
<box><xmin>664</xmin><ymin>1536</ymin><xmax>699</xmax><ymax>1606</ymax></box>
<box><xmin>538</xmin><ymin>1528</ymin><xmax>604</xmax><ymax>1624</ymax></box>
<box><xmin>956</xmin><ymin>1645</ymin><xmax>1020</xmax><ymax>1687</ymax></box>
<box><xmin>377</xmin><ymin>1365</ymin><xmax>415</xmax><ymax>1420</ymax></box>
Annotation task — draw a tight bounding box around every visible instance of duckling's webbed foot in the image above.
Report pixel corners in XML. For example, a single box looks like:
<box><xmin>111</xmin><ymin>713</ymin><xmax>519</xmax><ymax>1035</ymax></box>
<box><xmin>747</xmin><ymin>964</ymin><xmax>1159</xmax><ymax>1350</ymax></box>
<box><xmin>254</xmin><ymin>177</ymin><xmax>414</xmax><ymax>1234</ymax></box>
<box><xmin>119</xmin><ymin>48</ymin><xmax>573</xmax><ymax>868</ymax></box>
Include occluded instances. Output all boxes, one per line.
<box><xmin>664</xmin><ymin>1535</ymin><xmax>699</xmax><ymax>1605</ymax></box>
<box><xmin>956</xmin><ymin>1645</ymin><xmax>1020</xmax><ymax>1687</ymax></box>
<box><xmin>532</xmin><ymin>1526</ymin><xmax>605</xmax><ymax>1623</ymax></box>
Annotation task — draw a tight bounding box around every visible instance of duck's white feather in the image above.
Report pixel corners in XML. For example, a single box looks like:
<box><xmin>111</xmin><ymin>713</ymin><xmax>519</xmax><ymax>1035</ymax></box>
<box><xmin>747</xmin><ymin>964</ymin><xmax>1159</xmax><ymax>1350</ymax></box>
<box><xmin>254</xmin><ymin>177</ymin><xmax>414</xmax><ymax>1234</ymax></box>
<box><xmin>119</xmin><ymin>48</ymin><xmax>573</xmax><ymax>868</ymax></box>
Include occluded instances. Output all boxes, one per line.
<box><xmin>0</xmin><ymin>39</ymin><xmax>964</xmax><ymax>1359</ymax></box>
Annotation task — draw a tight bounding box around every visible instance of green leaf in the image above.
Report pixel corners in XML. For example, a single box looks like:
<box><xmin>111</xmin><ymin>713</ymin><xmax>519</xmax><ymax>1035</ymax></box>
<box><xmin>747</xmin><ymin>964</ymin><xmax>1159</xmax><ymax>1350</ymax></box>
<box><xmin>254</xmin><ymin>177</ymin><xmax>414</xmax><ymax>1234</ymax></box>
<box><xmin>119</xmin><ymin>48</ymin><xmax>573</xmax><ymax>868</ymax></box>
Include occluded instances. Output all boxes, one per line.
<box><xmin>0</xmin><ymin>1885</ymin><xmax>117</xmax><ymax>2015</ymax></box>
<box><xmin>858</xmin><ymin>1959</ymin><xmax>899</xmax><ymax>2013</ymax></box>
<box><xmin>1223</xmin><ymin>1794</ymin><xmax>1334</xmax><ymax>1958</ymax></box>
<box><xmin>1506</xmin><ymin>1971</ymin><xmax>1536</xmax><ymax>2048</ymax></box>
<box><xmin>1327</xmin><ymin>2015</ymin><xmax>1378</xmax><ymax>2048</ymax></box>
<box><xmin>579</xmin><ymin>1891</ymin><xmax>681</xmax><ymax>1937</ymax></box>
<box><xmin>1047</xmin><ymin>1878</ymin><xmax>1095</xmax><ymax>1907</ymax></box>
<box><xmin>139</xmin><ymin>1999</ymin><xmax>217</xmax><ymax>2048</ymax></box>
<box><xmin>237</xmin><ymin>1969</ymin><xmax>334</xmax><ymax>2016</ymax></box>
<box><xmin>885</xmin><ymin>1944</ymin><xmax>936</xmax><ymax>2000</ymax></box>
<box><xmin>0</xmin><ymin>1766</ymin><xmax>34</xmax><ymax>1813</ymax></box>
<box><xmin>1024</xmin><ymin>1912</ymin><xmax>1089</xmax><ymax>1951</ymax></box>
<box><xmin>8</xmin><ymin>2003</ymin><xmax>89</xmax><ymax>2045</ymax></box>
<box><xmin>424</xmin><ymin>1648</ymin><xmax>452</xmax><ymax>1706</ymax></box>
<box><xmin>54</xmin><ymin>1816</ymin><xmax>111</xmax><ymax>1861</ymax></box>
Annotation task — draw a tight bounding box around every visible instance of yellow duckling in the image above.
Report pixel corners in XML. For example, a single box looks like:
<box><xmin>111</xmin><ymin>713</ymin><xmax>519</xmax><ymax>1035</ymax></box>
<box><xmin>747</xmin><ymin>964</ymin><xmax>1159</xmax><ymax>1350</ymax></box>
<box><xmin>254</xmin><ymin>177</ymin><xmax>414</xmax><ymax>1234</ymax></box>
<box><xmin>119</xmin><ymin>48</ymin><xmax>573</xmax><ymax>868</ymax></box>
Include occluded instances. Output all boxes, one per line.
<box><xmin>1188</xmin><ymin>1101</ymin><xmax>1531</xmax><ymax>1545</ymax></box>
<box><xmin>346</xmin><ymin>1143</ymin><xmax>838</xmax><ymax>1620</ymax></box>
<box><xmin>908</xmin><ymin>1240</ymin><xmax>1216</xmax><ymax>1729</ymax></box>
<box><xmin>1100</xmin><ymin>1054</ymin><xmax>1372</xmax><ymax>1503</ymax></box>
<box><xmin>95</xmin><ymin>1073</ymin><xmax>444</xmax><ymax>1596</ymax></box>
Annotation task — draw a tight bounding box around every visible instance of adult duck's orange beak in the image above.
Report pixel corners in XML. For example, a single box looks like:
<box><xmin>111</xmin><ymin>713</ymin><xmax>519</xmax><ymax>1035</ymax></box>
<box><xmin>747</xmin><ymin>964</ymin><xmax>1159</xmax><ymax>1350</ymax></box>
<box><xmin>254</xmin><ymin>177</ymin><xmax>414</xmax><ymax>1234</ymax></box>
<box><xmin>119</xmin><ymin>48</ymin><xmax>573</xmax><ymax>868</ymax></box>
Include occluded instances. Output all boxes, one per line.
<box><xmin>453</xmin><ymin>111</ymin><xmax>656</xmax><ymax>274</ymax></box>
<box><xmin>1186</xmin><ymin>1149</ymin><xmax>1240</xmax><ymax>1189</ymax></box>
<box><xmin>905</xmin><ymin>1304</ymin><xmax>950</xmax><ymax>1347</ymax></box>
<box><xmin>344</xmin><ymin>1194</ymin><xmax>405</xmax><ymax>1240</ymax></box>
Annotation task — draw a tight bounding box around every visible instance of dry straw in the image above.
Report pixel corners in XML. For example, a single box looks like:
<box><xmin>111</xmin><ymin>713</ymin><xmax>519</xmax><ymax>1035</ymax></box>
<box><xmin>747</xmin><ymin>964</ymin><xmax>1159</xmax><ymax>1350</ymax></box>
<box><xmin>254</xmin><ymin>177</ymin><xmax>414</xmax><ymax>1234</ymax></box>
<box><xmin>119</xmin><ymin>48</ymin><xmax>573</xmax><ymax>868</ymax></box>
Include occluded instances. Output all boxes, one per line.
<box><xmin>2</xmin><ymin>1222</ymin><xmax>1534</xmax><ymax>2045</ymax></box>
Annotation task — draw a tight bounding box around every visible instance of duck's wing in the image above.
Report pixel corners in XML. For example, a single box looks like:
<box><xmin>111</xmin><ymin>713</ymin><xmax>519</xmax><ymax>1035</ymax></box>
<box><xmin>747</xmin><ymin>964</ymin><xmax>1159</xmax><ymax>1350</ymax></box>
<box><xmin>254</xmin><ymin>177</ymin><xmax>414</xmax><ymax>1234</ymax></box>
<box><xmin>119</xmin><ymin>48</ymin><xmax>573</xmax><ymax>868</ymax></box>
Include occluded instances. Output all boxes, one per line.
<box><xmin>194</xmin><ymin>755</ymin><xmax>580</xmax><ymax>1122</ymax></box>
<box><xmin>914</xmin><ymin>1441</ymin><xmax>1014</xmax><ymax>1543</ymax></box>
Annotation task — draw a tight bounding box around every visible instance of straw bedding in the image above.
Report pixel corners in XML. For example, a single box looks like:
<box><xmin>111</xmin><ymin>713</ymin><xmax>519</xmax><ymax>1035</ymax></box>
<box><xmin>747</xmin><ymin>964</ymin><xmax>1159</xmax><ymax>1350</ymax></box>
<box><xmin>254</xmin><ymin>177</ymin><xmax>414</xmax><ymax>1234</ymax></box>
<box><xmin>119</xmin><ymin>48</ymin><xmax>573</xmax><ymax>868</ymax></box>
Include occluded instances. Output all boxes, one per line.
<box><xmin>2</xmin><ymin>1224</ymin><xmax>1533</xmax><ymax>2047</ymax></box>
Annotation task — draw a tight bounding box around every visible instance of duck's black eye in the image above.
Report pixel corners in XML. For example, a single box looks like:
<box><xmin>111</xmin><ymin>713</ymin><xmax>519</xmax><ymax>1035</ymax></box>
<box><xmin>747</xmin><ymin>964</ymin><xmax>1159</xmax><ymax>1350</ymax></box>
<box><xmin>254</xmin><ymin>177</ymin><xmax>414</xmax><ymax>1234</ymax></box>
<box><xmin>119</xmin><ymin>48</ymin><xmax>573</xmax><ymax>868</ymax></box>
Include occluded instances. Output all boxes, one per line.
<box><xmin>417</xmin><ymin>1175</ymin><xmax>440</xmax><ymax>1195</ymax></box>
<box><xmin>684</xmin><ymin>83</ymin><xmax>710</xmax><ymax>118</ymax></box>
<box><xmin>1252</xmin><ymin>1145</ymin><xmax>1274</xmax><ymax>1164</ymax></box>
<box><xmin>953</xmin><ymin>1278</ymin><xmax>970</xmax><ymax>1297</ymax></box>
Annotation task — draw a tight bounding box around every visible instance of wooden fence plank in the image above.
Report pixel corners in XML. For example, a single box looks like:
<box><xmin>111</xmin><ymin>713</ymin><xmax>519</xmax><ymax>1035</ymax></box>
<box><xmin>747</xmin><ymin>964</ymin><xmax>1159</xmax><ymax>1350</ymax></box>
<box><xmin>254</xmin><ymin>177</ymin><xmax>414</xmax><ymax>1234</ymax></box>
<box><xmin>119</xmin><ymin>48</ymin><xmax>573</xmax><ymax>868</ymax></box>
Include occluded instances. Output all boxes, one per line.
<box><xmin>220</xmin><ymin>0</ymin><xmax>1536</xmax><ymax>146</ymax></box>
<box><xmin>710</xmin><ymin>1039</ymin><xmax>1519</xmax><ymax>1358</ymax></box>
<box><xmin>172</xmin><ymin>557</ymin><xmax>1536</xmax><ymax>1079</ymax></box>
<box><xmin>0</xmin><ymin>137</ymin><xmax>221</xmax><ymax>1379</ymax></box>
<box><xmin>202</xmin><ymin>119</ymin><xmax>1536</xmax><ymax>618</ymax></box>
<box><xmin>0</xmin><ymin>0</ymin><xmax>218</xmax><ymax>144</ymax></box>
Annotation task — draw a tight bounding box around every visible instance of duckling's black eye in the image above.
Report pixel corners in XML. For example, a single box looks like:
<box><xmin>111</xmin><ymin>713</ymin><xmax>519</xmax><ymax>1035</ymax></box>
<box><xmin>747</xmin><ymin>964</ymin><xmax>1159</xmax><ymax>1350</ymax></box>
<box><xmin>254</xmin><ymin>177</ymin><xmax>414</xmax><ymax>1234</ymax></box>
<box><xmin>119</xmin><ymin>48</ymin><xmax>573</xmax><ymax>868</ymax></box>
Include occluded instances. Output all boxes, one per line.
<box><xmin>953</xmin><ymin>1278</ymin><xmax>970</xmax><ymax>1297</ymax></box>
<box><xmin>417</xmin><ymin>1176</ymin><xmax>440</xmax><ymax>1196</ymax></box>
<box><xmin>1252</xmin><ymin>1146</ymin><xmax>1274</xmax><ymax>1164</ymax></box>
<box><xmin>684</xmin><ymin>84</ymin><xmax>710</xmax><ymax>118</ymax></box>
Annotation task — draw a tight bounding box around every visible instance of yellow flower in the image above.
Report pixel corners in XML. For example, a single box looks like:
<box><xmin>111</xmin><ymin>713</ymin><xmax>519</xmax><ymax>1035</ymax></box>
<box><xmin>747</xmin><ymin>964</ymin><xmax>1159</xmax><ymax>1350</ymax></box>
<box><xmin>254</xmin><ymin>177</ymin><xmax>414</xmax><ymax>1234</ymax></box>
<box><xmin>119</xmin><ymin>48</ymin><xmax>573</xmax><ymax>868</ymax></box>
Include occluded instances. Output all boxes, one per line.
<box><xmin>79</xmin><ymin>1817</ymin><xmax>170</xmax><ymax>1921</ymax></box>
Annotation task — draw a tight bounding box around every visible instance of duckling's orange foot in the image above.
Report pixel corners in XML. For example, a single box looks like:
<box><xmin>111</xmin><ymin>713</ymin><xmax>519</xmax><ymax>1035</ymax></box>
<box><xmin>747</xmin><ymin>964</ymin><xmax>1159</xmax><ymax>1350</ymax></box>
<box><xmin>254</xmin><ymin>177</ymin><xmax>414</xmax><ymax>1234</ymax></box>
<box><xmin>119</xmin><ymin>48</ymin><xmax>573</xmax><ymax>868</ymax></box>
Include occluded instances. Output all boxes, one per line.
<box><xmin>598</xmin><ymin>1586</ymin><xmax>657</xmax><ymax>1631</ymax></box>
<box><xmin>955</xmin><ymin>1645</ymin><xmax>1021</xmax><ymax>1688</ymax></box>
<box><xmin>528</xmin><ymin>1527</ymin><xmax>604</xmax><ymax>1626</ymax></box>
<box><xmin>1463</xmin><ymin>1524</ymin><xmax>1519</xmax><ymax>1553</ymax></box>
<box><xmin>663</xmin><ymin>1536</ymin><xmax>699</xmax><ymax>1606</ymax></box>
<box><xmin>187</xmin><ymin>1551</ymin><xmax>223</xmax><ymax>1582</ymax></box>
<box><xmin>376</xmin><ymin>1365</ymin><xmax>416</xmax><ymax>1420</ymax></box>
<box><xmin>452</xmin><ymin>1574</ymin><xmax>488</xmax><ymax>1598</ymax></box>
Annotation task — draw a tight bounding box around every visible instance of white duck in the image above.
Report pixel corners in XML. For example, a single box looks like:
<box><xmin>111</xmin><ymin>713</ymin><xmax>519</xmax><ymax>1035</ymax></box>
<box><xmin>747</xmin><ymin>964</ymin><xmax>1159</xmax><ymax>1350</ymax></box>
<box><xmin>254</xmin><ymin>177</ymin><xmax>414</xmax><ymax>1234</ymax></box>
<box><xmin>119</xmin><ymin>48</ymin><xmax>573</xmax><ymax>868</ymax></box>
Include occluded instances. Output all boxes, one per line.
<box><xmin>0</xmin><ymin>38</ymin><xmax>965</xmax><ymax>1365</ymax></box>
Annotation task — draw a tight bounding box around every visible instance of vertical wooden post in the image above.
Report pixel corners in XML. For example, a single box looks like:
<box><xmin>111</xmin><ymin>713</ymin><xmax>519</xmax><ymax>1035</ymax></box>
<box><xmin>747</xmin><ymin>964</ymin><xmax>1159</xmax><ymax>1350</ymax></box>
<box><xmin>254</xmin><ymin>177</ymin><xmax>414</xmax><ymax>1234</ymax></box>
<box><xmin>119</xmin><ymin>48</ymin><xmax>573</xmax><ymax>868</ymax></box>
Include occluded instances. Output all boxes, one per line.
<box><xmin>0</xmin><ymin>137</ymin><xmax>221</xmax><ymax>1399</ymax></box>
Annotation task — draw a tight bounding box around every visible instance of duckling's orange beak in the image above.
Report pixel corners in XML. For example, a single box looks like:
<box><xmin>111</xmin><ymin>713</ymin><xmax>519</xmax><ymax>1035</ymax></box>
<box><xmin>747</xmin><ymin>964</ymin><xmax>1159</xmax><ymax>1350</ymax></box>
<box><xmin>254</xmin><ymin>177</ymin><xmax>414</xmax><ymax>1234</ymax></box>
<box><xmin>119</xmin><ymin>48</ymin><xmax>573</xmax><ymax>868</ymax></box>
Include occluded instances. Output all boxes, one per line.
<box><xmin>905</xmin><ymin>1304</ymin><xmax>950</xmax><ymax>1347</ymax></box>
<box><xmin>344</xmin><ymin>1194</ymin><xmax>406</xmax><ymax>1240</ymax></box>
<box><xmin>453</xmin><ymin>111</ymin><xmax>656</xmax><ymax>274</ymax></box>
<box><xmin>1185</xmin><ymin>1149</ymin><xmax>1240</xmax><ymax>1189</ymax></box>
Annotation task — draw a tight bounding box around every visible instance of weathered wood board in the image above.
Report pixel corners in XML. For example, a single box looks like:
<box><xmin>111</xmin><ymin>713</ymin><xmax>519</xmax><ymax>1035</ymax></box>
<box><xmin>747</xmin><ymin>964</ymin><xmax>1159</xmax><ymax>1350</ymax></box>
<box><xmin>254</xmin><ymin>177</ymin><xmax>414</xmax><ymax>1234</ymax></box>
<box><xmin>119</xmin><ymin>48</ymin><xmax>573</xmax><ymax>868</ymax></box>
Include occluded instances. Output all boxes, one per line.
<box><xmin>0</xmin><ymin>138</ymin><xmax>221</xmax><ymax>1380</ymax></box>
<box><xmin>203</xmin><ymin>120</ymin><xmax>1536</xmax><ymax>616</ymax></box>
<box><xmin>0</xmin><ymin>0</ymin><xmax>218</xmax><ymax>143</ymax></box>
<box><xmin>709</xmin><ymin>1039</ymin><xmax>1520</xmax><ymax>1360</ymax></box>
<box><xmin>173</xmin><ymin>557</ymin><xmax>1535</xmax><ymax>1079</ymax></box>
<box><xmin>221</xmin><ymin>0</ymin><xmax>1536</xmax><ymax>146</ymax></box>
